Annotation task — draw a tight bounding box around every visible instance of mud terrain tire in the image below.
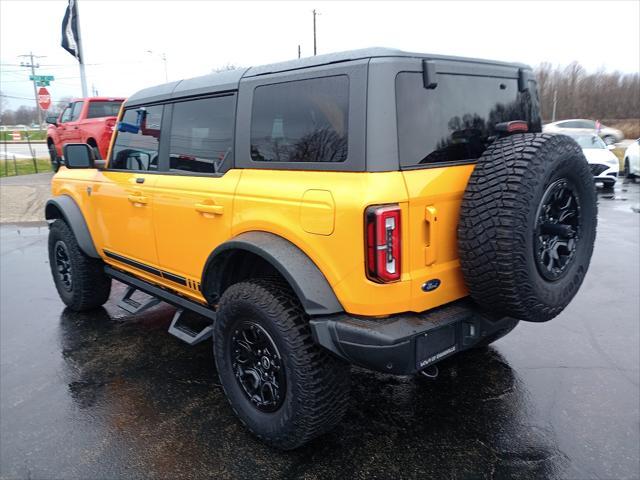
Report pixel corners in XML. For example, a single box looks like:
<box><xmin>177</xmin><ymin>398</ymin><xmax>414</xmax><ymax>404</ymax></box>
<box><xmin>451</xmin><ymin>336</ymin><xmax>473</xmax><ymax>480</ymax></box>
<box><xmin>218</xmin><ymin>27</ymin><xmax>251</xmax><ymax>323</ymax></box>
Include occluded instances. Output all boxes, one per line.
<box><xmin>458</xmin><ymin>133</ymin><xmax>597</xmax><ymax>323</ymax></box>
<box><xmin>48</xmin><ymin>219</ymin><xmax>111</xmax><ymax>311</ymax></box>
<box><xmin>213</xmin><ymin>279</ymin><xmax>350</xmax><ymax>450</ymax></box>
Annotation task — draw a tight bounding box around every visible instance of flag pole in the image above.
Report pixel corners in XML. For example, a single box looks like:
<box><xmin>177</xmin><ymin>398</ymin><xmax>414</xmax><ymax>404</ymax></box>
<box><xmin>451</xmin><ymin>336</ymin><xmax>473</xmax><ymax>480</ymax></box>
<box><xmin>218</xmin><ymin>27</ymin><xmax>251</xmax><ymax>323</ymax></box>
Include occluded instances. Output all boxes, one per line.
<box><xmin>74</xmin><ymin>0</ymin><xmax>88</xmax><ymax>97</ymax></box>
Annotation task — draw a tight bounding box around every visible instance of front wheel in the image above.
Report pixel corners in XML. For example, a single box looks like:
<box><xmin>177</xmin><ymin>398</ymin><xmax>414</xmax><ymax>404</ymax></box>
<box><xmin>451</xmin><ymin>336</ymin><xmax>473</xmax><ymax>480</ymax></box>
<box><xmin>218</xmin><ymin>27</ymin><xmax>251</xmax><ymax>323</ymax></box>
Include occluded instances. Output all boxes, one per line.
<box><xmin>48</xmin><ymin>143</ymin><xmax>60</xmax><ymax>172</ymax></box>
<box><xmin>213</xmin><ymin>279</ymin><xmax>350</xmax><ymax>450</ymax></box>
<box><xmin>48</xmin><ymin>219</ymin><xmax>111</xmax><ymax>311</ymax></box>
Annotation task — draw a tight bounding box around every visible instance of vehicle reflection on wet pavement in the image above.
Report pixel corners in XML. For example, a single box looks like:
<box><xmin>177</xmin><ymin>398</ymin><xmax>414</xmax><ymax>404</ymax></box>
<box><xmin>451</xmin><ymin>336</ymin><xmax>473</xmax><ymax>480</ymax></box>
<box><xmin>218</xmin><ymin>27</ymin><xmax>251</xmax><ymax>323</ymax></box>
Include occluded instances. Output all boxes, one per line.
<box><xmin>1</xmin><ymin>183</ymin><xmax>638</xmax><ymax>480</ymax></box>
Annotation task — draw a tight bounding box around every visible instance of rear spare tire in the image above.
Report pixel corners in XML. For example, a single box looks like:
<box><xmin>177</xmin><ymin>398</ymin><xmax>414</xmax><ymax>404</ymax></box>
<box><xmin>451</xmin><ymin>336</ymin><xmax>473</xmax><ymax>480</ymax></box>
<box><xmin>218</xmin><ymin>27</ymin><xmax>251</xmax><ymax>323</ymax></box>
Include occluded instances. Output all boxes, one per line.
<box><xmin>457</xmin><ymin>133</ymin><xmax>597</xmax><ymax>323</ymax></box>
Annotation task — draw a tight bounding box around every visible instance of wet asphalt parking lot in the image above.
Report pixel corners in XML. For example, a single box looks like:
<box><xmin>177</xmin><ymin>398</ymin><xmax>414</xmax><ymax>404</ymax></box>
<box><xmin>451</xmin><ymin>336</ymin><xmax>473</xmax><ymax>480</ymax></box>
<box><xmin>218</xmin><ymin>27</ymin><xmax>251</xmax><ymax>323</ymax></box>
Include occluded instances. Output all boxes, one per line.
<box><xmin>1</xmin><ymin>182</ymin><xmax>639</xmax><ymax>480</ymax></box>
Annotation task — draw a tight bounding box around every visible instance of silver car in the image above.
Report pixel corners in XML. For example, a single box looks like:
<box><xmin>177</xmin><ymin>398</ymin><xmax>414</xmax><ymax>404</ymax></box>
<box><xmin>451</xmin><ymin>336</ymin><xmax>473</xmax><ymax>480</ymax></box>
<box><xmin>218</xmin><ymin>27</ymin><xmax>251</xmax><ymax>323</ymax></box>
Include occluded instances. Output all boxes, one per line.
<box><xmin>543</xmin><ymin>119</ymin><xmax>624</xmax><ymax>145</ymax></box>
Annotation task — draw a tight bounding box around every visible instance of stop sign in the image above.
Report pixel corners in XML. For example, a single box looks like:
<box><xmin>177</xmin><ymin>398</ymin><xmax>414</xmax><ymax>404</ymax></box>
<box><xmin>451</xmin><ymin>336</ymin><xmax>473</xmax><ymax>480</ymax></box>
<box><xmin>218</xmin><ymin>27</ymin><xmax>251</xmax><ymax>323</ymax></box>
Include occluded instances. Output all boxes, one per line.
<box><xmin>38</xmin><ymin>87</ymin><xmax>51</xmax><ymax>110</ymax></box>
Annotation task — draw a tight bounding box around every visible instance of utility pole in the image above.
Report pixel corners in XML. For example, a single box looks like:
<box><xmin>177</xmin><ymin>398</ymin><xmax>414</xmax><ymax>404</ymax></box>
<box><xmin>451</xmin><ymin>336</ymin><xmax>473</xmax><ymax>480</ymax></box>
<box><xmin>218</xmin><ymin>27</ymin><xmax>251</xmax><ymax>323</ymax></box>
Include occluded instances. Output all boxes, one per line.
<box><xmin>18</xmin><ymin>52</ymin><xmax>45</xmax><ymax>129</ymax></box>
<box><xmin>298</xmin><ymin>44</ymin><xmax>301</xmax><ymax>59</ymax></box>
<box><xmin>312</xmin><ymin>9</ymin><xmax>319</xmax><ymax>56</ymax></box>
<box><xmin>552</xmin><ymin>89</ymin><xmax>558</xmax><ymax>122</ymax></box>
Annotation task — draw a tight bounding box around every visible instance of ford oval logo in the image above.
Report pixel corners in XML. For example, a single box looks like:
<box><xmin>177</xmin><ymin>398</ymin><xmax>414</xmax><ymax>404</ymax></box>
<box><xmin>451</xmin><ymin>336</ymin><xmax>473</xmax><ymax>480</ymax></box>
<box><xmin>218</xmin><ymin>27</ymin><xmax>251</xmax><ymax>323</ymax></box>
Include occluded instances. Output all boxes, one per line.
<box><xmin>422</xmin><ymin>279</ymin><xmax>441</xmax><ymax>292</ymax></box>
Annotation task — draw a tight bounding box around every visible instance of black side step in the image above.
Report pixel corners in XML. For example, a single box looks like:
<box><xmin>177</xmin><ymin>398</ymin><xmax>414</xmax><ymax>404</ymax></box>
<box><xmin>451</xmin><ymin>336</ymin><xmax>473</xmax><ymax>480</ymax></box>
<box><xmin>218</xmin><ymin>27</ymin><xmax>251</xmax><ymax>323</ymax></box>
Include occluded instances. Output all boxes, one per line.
<box><xmin>168</xmin><ymin>309</ymin><xmax>213</xmax><ymax>345</ymax></box>
<box><xmin>117</xmin><ymin>285</ymin><xmax>162</xmax><ymax>315</ymax></box>
<box><xmin>105</xmin><ymin>265</ymin><xmax>217</xmax><ymax>348</ymax></box>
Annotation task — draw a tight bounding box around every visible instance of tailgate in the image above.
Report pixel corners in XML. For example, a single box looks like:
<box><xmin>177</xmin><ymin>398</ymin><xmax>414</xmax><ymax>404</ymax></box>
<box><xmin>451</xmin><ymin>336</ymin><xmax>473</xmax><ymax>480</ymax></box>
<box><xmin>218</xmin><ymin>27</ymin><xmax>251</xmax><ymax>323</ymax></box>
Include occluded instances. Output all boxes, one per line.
<box><xmin>401</xmin><ymin>164</ymin><xmax>474</xmax><ymax>312</ymax></box>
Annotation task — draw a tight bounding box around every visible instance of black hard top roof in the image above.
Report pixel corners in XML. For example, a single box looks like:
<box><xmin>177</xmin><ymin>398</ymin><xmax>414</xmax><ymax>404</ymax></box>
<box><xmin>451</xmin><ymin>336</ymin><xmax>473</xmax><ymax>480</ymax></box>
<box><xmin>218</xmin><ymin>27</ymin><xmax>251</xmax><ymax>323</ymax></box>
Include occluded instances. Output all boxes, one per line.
<box><xmin>126</xmin><ymin>47</ymin><xmax>530</xmax><ymax>106</ymax></box>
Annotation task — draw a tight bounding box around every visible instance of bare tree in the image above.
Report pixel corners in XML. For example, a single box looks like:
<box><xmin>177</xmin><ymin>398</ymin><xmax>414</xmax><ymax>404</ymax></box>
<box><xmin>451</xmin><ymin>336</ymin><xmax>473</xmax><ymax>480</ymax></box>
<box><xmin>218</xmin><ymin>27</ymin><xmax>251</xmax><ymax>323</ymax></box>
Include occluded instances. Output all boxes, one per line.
<box><xmin>535</xmin><ymin>62</ymin><xmax>639</xmax><ymax>121</ymax></box>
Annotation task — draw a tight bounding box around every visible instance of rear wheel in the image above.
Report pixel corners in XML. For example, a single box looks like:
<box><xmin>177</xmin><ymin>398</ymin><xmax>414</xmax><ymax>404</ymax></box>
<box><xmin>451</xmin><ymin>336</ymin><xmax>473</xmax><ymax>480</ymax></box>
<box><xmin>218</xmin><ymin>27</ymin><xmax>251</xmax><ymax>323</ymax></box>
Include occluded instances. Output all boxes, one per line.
<box><xmin>213</xmin><ymin>279</ymin><xmax>350</xmax><ymax>450</ymax></box>
<box><xmin>48</xmin><ymin>219</ymin><xmax>111</xmax><ymax>311</ymax></box>
<box><xmin>458</xmin><ymin>133</ymin><xmax>597</xmax><ymax>323</ymax></box>
<box><xmin>86</xmin><ymin>139</ymin><xmax>101</xmax><ymax>160</ymax></box>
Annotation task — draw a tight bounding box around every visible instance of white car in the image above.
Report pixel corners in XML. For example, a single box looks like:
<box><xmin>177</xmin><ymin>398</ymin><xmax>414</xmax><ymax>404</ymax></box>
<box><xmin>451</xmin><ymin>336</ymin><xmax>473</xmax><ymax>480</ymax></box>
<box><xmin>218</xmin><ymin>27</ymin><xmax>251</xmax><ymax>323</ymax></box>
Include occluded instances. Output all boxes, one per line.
<box><xmin>623</xmin><ymin>139</ymin><xmax>640</xmax><ymax>178</ymax></box>
<box><xmin>569</xmin><ymin>134</ymin><xmax>619</xmax><ymax>189</ymax></box>
<box><xmin>544</xmin><ymin>119</ymin><xmax>624</xmax><ymax>145</ymax></box>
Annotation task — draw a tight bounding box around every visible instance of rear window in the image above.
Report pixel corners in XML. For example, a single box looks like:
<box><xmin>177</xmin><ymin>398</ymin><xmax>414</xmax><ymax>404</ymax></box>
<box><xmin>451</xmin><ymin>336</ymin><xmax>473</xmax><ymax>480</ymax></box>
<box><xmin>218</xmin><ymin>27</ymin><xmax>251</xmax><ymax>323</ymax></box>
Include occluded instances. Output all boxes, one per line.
<box><xmin>396</xmin><ymin>72</ymin><xmax>541</xmax><ymax>168</ymax></box>
<box><xmin>168</xmin><ymin>95</ymin><xmax>236</xmax><ymax>174</ymax></box>
<box><xmin>87</xmin><ymin>100</ymin><xmax>123</xmax><ymax>119</ymax></box>
<box><xmin>250</xmin><ymin>75</ymin><xmax>349</xmax><ymax>163</ymax></box>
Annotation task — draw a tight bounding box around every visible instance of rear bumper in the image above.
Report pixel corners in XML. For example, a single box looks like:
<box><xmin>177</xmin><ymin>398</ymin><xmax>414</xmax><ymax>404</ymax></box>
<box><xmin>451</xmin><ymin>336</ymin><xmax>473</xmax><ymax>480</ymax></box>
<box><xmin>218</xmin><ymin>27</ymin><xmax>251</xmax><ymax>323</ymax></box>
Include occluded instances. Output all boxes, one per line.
<box><xmin>310</xmin><ymin>300</ymin><xmax>517</xmax><ymax>375</ymax></box>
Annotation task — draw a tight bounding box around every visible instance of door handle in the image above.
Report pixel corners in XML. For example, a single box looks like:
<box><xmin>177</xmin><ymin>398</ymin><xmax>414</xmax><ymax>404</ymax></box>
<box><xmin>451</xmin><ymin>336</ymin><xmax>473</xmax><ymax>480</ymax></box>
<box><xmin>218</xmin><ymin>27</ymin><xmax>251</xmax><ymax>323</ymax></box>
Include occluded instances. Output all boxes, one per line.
<box><xmin>128</xmin><ymin>194</ymin><xmax>148</xmax><ymax>205</ymax></box>
<box><xmin>425</xmin><ymin>205</ymin><xmax>438</xmax><ymax>266</ymax></box>
<box><xmin>195</xmin><ymin>203</ymin><xmax>224</xmax><ymax>215</ymax></box>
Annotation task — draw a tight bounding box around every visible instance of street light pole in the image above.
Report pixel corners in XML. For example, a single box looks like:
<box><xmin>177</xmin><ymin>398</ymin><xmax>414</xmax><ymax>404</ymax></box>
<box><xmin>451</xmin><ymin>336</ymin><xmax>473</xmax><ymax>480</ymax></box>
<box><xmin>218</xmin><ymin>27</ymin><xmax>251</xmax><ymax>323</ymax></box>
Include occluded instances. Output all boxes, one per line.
<box><xmin>312</xmin><ymin>9</ymin><xmax>318</xmax><ymax>56</ymax></box>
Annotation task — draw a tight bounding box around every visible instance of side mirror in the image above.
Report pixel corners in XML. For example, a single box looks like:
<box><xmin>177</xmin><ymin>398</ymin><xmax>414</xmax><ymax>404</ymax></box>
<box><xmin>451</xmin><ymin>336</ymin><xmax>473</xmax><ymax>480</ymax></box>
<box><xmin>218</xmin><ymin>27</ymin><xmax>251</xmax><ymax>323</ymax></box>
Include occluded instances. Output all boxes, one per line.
<box><xmin>62</xmin><ymin>143</ymin><xmax>96</xmax><ymax>169</ymax></box>
<box><xmin>45</xmin><ymin>115</ymin><xmax>58</xmax><ymax>126</ymax></box>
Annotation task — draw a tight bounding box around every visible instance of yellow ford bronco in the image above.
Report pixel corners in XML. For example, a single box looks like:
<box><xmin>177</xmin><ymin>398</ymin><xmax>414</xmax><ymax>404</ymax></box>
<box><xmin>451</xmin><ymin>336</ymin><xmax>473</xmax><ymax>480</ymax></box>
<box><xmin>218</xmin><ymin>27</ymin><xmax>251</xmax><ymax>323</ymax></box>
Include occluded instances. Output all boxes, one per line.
<box><xmin>46</xmin><ymin>48</ymin><xmax>597</xmax><ymax>449</ymax></box>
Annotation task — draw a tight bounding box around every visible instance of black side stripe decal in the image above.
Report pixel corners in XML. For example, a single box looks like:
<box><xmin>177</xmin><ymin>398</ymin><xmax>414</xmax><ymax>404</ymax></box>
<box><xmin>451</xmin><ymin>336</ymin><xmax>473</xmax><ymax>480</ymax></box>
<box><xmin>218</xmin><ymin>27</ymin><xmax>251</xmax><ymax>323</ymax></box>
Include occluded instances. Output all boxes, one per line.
<box><xmin>104</xmin><ymin>250</ymin><xmax>188</xmax><ymax>287</ymax></box>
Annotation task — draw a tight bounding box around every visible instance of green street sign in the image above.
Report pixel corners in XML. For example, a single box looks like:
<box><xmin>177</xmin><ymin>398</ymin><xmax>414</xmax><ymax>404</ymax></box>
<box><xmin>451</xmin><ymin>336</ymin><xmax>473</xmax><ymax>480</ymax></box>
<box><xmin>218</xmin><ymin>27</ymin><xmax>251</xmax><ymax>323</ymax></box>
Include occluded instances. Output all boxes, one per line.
<box><xmin>29</xmin><ymin>75</ymin><xmax>55</xmax><ymax>82</ymax></box>
<box><xmin>36</xmin><ymin>80</ymin><xmax>50</xmax><ymax>86</ymax></box>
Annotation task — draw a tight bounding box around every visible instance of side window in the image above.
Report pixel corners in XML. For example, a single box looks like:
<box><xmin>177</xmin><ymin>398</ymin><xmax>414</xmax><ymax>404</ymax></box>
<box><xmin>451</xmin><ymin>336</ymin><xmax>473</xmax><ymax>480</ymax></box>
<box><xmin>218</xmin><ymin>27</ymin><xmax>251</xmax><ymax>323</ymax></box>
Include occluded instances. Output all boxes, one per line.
<box><xmin>60</xmin><ymin>105</ymin><xmax>73</xmax><ymax>123</ymax></box>
<box><xmin>168</xmin><ymin>95</ymin><xmax>236</xmax><ymax>174</ymax></box>
<box><xmin>577</xmin><ymin>120</ymin><xmax>595</xmax><ymax>129</ymax></box>
<box><xmin>250</xmin><ymin>75</ymin><xmax>349</xmax><ymax>163</ymax></box>
<box><xmin>70</xmin><ymin>101</ymin><xmax>84</xmax><ymax>121</ymax></box>
<box><xmin>86</xmin><ymin>101</ymin><xmax>123</xmax><ymax>119</ymax></box>
<box><xmin>110</xmin><ymin>105</ymin><xmax>163</xmax><ymax>171</ymax></box>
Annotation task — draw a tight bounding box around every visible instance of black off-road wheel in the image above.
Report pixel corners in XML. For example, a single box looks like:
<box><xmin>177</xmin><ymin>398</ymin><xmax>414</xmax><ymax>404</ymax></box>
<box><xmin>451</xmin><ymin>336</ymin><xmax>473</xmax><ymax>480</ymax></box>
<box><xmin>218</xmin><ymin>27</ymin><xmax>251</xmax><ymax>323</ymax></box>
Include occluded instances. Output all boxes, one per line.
<box><xmin>48</xmin><ymin>219</ymin><xmax>111</xmax><ymax>311</ymax></box>
<box><xmin>213</xmin><ymin>279</ymin><xmax>350</xmax><ymax>450</ymax></box>
<box><xmin>458</xmin><ymin>133</ymin><xmax>597</xmax><ymax>323</ymax></box>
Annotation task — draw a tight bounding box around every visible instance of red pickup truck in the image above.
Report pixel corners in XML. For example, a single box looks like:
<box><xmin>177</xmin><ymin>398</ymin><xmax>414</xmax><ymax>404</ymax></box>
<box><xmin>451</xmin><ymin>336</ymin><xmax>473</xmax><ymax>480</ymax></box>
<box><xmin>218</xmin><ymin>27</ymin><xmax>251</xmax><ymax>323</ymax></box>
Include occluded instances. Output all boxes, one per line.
<box><xmin>46</xmin><ymin>97</ymin><xmax>125</xmax><ymax>170</ymax></box>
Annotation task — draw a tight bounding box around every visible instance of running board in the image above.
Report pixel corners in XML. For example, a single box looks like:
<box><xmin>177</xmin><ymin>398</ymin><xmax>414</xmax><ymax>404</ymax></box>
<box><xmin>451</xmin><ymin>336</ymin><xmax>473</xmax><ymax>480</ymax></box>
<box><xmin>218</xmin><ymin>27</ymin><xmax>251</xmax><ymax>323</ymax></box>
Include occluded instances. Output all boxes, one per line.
<box><xmin>168</xmin><ymin>309</ymin><xmax>213</xmax><ymax>345</ymax></box>
<box><xmin>105</xmin><ymin>266</ymin><xmax>217</xmax><ymax>345</ymax></box>
<box><xmin>117</xmin><ymin>285</ymin><xmax>161</xmax><ymax>315</ymax></box>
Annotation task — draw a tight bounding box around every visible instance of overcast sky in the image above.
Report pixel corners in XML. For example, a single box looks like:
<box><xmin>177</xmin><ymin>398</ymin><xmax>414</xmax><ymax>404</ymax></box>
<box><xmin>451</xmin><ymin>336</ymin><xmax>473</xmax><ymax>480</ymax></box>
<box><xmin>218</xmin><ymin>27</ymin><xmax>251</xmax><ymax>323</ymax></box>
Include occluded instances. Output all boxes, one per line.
<box><xmin>1</xmin><ymin>0</ymin><xmax>639</xmax><ymax>110</ymax></box>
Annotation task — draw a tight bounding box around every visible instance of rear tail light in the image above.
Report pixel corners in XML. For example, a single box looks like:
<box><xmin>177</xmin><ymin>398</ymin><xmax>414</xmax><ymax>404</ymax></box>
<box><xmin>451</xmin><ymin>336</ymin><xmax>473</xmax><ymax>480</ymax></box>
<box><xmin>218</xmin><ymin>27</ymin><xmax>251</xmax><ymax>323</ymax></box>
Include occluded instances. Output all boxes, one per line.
<box><xmin>106</xmin><ymin>118</ymin><xmax>116</xmax><ymax>132</ymax></box>
<box><xmin>495</xmin><ymin>120</ymin><xmax>529</xmax><ymax>133</ymax></box>
<box><xmin>365</xmin><ymin>204</ymin><xmax>401</xmax><ymax>283</ymax></box>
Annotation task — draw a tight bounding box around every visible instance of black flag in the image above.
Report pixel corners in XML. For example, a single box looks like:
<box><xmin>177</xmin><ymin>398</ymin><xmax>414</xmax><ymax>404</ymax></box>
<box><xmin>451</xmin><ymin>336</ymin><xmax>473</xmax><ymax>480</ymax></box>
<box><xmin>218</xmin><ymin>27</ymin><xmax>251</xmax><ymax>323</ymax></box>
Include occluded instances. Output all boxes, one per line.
<box><xmin>61</xmin><ymin>0</ymin><xmax>82</xmax><ymax>63</ymax></box>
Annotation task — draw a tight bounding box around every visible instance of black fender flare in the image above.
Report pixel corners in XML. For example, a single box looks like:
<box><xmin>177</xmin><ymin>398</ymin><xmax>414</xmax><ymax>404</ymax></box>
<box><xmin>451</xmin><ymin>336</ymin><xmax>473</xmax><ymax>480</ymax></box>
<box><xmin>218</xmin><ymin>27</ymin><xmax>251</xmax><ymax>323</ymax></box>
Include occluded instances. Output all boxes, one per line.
<box><xmin>45</xmin><ymin>195</ymin><xmax>100</xmax><ymax>258</ymax></box>
<box><xmin>202</xmin><ymin>232</ymin><xmax>343</xmax><ymax>316</ymax></box>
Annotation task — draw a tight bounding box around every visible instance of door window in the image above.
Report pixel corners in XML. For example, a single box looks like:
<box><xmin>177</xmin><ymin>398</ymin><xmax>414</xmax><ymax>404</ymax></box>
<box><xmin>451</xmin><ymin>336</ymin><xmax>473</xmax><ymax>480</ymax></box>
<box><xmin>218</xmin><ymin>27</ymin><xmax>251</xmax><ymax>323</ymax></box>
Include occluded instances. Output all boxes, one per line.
<box><xmin>70</xmin><ymin>101</ymin><xmax>84</xmax><ymax>121</ymax></box>
<box><xmin>168</xmin><ymin>95</ymin><xmax>236</xmax><ymax>174</ymax></box>
<box><xmin>250</xmin><ymin>76</ymin><xmax>349</xmax><ymax>163</ymax></box>
<box><xmin>60</xmin><ymin>105</ymin><xmax>73</xmax><ymax>123</ymax></box>
<box><xmin>110</xmin><ymin>105</ymin><xmax>163</xmax><ymax>171</ymax></box>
